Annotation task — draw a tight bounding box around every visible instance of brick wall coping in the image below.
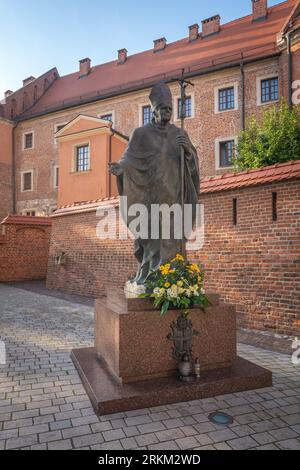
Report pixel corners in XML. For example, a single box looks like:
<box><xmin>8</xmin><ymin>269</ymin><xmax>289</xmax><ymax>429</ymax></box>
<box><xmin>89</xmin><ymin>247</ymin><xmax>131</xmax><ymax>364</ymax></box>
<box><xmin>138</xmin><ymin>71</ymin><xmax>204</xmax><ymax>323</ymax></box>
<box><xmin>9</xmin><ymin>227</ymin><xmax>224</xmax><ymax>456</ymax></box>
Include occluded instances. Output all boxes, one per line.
<box><xmin>52</xmin><ymin>160</ymin><xmax>300</xmax><ymax>218</ymax></box>
<box><xmin>1</xmin><ymin>215</ymin><xmax>52</xmax><ymax>226</ymax></box>
<box><xmin>201</xmin><ymin>160</ymin><xmax>300</xmax><ymax>194</ymax></box>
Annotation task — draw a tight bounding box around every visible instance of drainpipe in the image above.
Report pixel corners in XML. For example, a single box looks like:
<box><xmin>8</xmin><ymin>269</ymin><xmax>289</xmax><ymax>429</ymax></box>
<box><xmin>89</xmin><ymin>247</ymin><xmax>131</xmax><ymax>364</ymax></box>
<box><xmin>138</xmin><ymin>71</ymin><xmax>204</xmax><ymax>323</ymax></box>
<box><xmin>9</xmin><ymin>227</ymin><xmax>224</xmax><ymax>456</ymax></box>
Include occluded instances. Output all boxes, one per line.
<box><xmin>12</xmin><ymin>122</ymin><xmax>17</xmax><ymax>214</ymax></box>
<box><xmin>286</xmin><ymin>32</ymin><xmax>292</xmax><ymax>107</ymax></box>
<box><xmin>108</xmin><ymin>129</ymin><xmax>114</xmax><ymax>198</ymax></box>
<box><xmin>240</xmin><ymin>61</ymin><xmax>245</xmax><ymax>130</ymax></box>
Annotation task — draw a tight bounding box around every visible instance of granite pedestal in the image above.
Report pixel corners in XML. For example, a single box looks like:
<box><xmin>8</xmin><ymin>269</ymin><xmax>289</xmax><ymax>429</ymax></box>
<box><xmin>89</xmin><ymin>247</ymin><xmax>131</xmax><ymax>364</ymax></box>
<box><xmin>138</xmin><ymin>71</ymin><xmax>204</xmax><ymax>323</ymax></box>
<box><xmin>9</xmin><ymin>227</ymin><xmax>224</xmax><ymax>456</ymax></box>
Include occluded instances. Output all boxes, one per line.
<box><xmin>71</xmin><ymin>291</ymin><xmax>272</xmax><ymax>415</ymax></box>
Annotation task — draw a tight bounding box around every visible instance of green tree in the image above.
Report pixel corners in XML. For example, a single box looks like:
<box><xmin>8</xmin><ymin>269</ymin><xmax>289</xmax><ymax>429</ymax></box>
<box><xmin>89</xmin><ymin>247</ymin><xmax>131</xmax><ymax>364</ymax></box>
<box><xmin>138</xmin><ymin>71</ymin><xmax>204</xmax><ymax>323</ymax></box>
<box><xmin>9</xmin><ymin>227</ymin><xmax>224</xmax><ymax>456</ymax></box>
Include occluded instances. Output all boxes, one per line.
<box><xmin>234</xmin><ymin>101</ymin><xmax>300</xmax><ymax>171</ymax></box>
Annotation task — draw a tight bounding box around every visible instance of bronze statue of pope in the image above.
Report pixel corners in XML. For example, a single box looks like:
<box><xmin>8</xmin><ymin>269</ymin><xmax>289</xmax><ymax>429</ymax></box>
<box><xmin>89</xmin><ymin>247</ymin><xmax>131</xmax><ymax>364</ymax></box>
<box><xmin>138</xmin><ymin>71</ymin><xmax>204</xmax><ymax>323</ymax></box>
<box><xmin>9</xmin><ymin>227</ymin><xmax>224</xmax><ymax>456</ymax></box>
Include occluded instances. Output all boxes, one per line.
<box><xmin>109</xmin><ymin>82</ymin><xmax>200</xmax><ymax>286</ymax></box>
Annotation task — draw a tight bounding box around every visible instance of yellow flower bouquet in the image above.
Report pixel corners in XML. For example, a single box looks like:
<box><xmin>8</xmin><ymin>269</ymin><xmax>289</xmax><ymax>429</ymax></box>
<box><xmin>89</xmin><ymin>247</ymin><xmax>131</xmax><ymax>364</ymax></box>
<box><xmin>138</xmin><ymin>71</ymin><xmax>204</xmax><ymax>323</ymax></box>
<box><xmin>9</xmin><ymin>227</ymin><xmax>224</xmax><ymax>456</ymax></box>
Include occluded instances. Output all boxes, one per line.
<box><xmin>139</xmin><ymin>254</ymin><xmax>210</xmax><ymax>317</ymax></box>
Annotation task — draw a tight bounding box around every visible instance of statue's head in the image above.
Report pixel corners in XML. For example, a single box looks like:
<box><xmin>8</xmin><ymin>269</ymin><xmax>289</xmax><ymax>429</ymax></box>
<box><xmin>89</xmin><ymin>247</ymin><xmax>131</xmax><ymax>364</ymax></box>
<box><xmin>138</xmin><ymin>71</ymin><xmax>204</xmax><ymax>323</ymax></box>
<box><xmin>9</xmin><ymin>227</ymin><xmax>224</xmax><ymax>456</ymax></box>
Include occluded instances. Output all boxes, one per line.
<box><xmin>149</xmin><ymin>81</ymin><xmax>173</xmax><ymax>125</ymax></box>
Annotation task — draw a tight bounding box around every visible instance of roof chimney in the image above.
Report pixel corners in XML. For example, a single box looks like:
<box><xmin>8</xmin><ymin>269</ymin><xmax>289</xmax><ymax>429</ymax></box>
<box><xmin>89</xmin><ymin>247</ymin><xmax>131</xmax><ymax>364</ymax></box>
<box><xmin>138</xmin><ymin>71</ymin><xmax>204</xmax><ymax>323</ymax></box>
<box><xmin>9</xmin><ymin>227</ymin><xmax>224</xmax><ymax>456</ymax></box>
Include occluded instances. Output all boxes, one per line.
<box><xmin>153</xmin><ymin>37</ymin><xmax>167</xmax><ymax>52</ymax></box>
<box><xmin>201</xmin><ymin>15</ymin><xmax>220</xmax><ymax>38</ymax></box>
<box><xmin>189</xmin><ymin>23</ymin><xmax>199</xmax><ymax>42</ymax></box>
<box><xmin>4</xmin><ymin>90</ymin><xmax>13</xmax><ymax>99</ymax></box>
<box><xmin>79</xmin><ymin>58</ymin><xmax>91</xmax><ymax>78</ymax></box>
<box><xmin>23</xmin><ymin>76</ymin><xmax>35</xmax><ymax>87</ymax></box>
<box><xmin>252</xmin><ymin>0</ymin><xmax>268</xmax><ymax>22</ymax></box>
<box><xmin>118</xmin><ymin>48</ymin><xmax>128</xmax><ymax>64</ymax></box>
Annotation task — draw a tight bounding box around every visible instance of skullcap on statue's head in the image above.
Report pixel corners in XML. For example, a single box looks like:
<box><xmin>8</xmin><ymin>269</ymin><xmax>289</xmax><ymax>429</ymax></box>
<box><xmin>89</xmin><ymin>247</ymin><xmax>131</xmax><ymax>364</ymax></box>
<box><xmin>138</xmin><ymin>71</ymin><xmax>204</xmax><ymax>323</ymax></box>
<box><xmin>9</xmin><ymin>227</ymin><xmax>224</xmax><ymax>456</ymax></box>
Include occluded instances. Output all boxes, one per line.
<box><xmin>149</xmin><ymin>81</ymin><xmax>172</xmax><ymax>109</ymax></box>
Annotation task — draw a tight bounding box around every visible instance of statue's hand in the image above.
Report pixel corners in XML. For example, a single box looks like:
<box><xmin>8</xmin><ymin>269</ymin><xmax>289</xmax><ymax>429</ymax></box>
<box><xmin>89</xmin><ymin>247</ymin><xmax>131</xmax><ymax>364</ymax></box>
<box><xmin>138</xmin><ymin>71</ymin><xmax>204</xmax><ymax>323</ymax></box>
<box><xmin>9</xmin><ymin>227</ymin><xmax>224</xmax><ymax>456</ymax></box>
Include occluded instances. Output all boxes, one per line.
<box><xmin>109</xmin><ymin>162</ymin><xmax>123</xmax><ymax>176</ymax></box>
<box><xmin>177</xmin><ymin>134</ymin><xmax>192</xmax><ymax>159</ymax></box>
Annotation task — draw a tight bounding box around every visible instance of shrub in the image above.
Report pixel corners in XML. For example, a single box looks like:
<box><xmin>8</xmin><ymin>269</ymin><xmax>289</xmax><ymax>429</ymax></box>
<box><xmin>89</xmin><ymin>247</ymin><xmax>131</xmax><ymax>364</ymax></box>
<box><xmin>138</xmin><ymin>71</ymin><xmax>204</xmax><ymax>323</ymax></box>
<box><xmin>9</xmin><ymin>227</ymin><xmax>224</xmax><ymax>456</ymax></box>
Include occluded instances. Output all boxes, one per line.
<box><xmin>234</xmin><ymin>101</ymin><xmax>300</xmax><ymax>170</ymax></box>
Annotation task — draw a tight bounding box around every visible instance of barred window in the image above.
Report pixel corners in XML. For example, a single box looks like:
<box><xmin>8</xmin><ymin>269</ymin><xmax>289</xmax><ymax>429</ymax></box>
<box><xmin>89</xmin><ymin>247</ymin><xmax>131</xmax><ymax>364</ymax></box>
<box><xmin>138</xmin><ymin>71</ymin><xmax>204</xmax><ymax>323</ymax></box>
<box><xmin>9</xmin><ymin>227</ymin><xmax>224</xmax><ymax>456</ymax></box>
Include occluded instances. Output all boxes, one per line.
<box><xmin>101</xmin><ymin>114</ymin><xmax>113</xmax><ymax>122</ymax></box>
<box><xmin>261</xmin><ymin>77</ymin><xmax>279</xmax><ymax>103</ymax></box>
<box><xmin>76</xmin><ymin>145</ymin><xmax>90</xmax><ymax>172</ymax></box>
<box><xmin>220</xmin><ymin>140</ymin><xmax>235</xmax><ymax>167</ymax></box>
<box><xmin>218</xmin><ymin>87</ymin><xmax>235</xmax><ymax>111</ymax></box>
<box><xmin>177</xmin><ymin>96</ymin><xmax>192</xmax><ymax>119</ymax></box>
<box><xmin>22</xmin><ymin>172</ymin><xmax>33</xmax><ymax>191</ymax></box>
<box><xmin>24</xmin><ymin>132</ymin><xmax>33</xmax><ymax>149</ymax></box>
<box><xmin>142</xmin><ymin>105</ymin><xmax>152</xmax><ymax>125</ymax></box>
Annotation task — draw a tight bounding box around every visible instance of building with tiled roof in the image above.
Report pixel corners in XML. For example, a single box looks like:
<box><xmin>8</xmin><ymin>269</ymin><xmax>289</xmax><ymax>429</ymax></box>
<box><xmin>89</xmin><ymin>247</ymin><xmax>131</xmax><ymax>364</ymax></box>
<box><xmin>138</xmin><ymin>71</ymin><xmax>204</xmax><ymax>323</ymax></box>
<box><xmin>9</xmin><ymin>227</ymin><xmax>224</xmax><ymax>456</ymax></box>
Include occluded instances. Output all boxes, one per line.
<box><xmin>0</xmin><ymin>0</ymin><xmax>299</xmax><ymax>219</ymax></box>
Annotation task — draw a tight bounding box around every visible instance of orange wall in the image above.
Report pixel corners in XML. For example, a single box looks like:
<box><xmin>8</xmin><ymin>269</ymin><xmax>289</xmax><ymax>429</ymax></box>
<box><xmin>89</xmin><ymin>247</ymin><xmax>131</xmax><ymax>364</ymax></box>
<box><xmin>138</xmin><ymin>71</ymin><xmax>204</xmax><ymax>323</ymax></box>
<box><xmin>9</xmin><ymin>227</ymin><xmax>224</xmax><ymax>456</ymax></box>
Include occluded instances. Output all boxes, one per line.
<box><xmin>57</xmin><ymin>125</ymin><xmax>126</xmax><ymax>207</ymax></box>
<box><xmin>0</xmin><ymin>119</ymin><xmax>13</xmax><ymax>165</ymax></box>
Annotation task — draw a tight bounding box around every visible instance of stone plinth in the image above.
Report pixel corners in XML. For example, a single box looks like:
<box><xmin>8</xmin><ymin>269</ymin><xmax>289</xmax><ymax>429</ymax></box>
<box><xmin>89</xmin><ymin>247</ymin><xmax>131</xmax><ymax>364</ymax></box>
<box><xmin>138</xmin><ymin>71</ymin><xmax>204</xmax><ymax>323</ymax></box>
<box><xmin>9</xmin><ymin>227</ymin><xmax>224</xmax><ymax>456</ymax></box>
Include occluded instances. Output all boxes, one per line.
<box><xmin>71</xmin><ymin>290</ymin><xmax>272</xmax><ymax>416</ymax></box>
<box><xmin>94</xmin><ymin>291</ymin><xmax>237</xmax><ymax>384</ymax></box>
<box><xmin>71</xmin><ymin>349</ymin><xmax>272</xmax><ymax>416</ymax></box>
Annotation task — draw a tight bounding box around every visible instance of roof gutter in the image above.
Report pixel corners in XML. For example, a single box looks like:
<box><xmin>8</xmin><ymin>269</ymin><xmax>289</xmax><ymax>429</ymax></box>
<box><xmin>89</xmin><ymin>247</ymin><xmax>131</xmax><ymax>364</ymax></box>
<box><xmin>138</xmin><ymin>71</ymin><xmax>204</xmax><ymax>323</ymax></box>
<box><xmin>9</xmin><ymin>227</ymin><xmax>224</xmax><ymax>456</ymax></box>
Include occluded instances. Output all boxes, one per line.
<box><xmin>15</xmin><ymin>51</ymin><xmax>281</xmax><ymax>123</ymax></box>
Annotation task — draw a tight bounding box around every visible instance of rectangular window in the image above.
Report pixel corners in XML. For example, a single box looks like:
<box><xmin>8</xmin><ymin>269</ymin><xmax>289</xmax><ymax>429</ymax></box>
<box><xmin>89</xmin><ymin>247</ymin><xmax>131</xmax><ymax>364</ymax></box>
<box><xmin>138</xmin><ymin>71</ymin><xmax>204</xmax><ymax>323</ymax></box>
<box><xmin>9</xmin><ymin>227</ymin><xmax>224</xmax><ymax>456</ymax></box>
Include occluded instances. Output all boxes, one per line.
<box><xmin>54</xmin><ymin>166</ymin><xmax>59</xmax><ymax>188</ymax></box>
<box><xmin>76</xmin><ymin>145</ymin><xmax>89</xmax><ymax>172</ymax></box>
<box><xmin>22</xmin><ymin>172</ymin><xmax>33</xmax><ymax>191</ymax></box>
<box><xmin>177</xmin><ymin>96</ymin><xmax>192</xmax><ymax>119</ymax></box>
<box><xmin>218</xmin><ymin>87</ymin><xmax>235</xmax><ymax>111</ymax></box>
<box><xmin>261</xmin><ymin>77</ymin><xmax>279</xmax><ymax>103</ymax></box>
<box><xmin>24</xmin><ymin>210</ymin><xmax>36</xmax><ymax>217</ymax></box>
<box><xmin>272</xmin><ymin>192</ymin><xmax>278</xmax><ymax>222</ymax></box>
<box><xmin>24</xmin><ymin>132</ymin><xmax>33</xmax><ymax>149</ymax></box>
<box><xmin>220</xmin><ymin>140</ymin><xmax>235</xmax><ymax>168</ymax></box>
<box><xmin>142</xmin><ymin>105</ymin><xmax>152</xmax><ymax>125</ymax></box>
<box><xmin>233</xmin><ymin>199</ymin><xmax>237</xmax><ymax>226</ymax></box>
<box><xmin>101</xmin><ymin>114</ymin><xmax>113</xmax><ymax>122</ymax></box>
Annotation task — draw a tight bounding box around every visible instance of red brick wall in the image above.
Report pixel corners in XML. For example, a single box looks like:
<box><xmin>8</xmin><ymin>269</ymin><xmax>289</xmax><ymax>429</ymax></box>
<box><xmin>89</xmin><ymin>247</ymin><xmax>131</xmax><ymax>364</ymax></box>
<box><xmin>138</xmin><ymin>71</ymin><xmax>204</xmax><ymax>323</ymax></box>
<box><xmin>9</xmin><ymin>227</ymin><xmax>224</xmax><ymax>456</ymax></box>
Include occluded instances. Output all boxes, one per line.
<box><xmin>46</xmin><ymin>178</ymin><xmax>300</xmax><ymax>336</ymax></box>
<box><xmin>0</xmin><ymin>216</ymin><xmax>52</xmax><ymax>282</ymax></box>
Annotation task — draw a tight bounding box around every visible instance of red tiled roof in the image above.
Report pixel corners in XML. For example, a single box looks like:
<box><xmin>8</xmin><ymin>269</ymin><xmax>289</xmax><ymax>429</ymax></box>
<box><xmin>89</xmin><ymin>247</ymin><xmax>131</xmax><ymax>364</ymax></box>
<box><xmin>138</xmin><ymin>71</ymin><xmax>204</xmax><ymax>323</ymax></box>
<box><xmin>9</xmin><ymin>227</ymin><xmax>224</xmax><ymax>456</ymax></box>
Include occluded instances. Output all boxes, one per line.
<box><xmin>1</xmin><ymin>215</ymin><xmax>52</xmax><ymax>226</ymax></box>
<box><xmin>20</xmin><ymin>1</ymin><xmax>295</xmax><ymax>120</ymax></box>
<box><xmin>201</xmin><ymin>160</ymin><xmax>300</xmax><ymax>193</ymax></box>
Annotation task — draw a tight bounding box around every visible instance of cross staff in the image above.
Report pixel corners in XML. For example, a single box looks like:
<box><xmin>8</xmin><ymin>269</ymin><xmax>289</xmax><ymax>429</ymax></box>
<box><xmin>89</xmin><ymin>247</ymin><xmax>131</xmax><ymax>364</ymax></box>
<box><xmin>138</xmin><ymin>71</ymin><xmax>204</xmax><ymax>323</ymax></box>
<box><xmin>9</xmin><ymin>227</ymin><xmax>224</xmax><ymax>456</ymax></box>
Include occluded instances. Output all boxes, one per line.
<box><xmin>178</xmin><ymin>69</ymin><xmax>194</xmax><ymax>257</ymax></box>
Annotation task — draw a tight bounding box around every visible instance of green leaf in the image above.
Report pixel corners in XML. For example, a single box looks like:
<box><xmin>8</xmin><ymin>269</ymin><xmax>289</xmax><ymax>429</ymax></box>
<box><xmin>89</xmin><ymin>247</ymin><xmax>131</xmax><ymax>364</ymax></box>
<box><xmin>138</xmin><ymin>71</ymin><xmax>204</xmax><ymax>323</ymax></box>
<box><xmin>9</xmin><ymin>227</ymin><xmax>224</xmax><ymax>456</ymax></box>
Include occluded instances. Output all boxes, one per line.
<box><xmin>160</xmin><ymin>301</ymin><xmax>170</xmax><ymax>318</ymax></box>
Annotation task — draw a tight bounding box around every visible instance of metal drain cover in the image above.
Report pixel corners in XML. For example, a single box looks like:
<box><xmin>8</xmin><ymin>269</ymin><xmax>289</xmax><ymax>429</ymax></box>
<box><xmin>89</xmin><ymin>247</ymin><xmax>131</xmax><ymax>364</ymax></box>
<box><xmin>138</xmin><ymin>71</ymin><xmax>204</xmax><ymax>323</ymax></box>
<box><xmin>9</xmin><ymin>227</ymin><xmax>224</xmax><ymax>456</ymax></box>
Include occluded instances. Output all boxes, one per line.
<box><xmin>208</xmin><ymin>412</ymin><xmax>234</xmax><ymax>426</ymax></box>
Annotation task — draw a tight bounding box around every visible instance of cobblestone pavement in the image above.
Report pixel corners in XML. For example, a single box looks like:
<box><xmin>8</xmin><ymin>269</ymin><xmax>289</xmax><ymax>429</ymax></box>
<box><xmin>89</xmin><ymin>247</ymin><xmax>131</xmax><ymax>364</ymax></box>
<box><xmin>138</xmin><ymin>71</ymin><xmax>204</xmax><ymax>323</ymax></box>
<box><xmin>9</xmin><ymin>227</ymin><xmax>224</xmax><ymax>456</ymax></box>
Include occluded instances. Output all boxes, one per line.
<box><xmin>0</xmin><ymin>284</ymin><xmax>299</xmax><ymax>451</ymax></box>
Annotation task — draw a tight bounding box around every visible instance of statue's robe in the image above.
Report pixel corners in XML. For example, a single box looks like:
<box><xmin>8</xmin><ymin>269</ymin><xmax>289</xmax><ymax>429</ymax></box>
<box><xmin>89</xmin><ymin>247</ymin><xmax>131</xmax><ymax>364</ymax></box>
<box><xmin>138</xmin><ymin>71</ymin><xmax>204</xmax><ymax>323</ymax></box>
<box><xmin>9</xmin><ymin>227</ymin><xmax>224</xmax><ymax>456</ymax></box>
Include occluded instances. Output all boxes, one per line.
<box><xmin>116</xmin><ymin>121</ymin><xmax>200</xmax><ymax>284</ymax></box>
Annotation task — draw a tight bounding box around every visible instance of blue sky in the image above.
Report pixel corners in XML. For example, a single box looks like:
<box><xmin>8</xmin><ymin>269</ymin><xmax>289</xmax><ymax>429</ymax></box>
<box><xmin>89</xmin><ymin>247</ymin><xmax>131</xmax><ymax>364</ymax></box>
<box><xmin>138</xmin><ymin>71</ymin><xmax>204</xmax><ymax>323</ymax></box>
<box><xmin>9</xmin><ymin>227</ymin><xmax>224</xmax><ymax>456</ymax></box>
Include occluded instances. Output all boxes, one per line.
<box><xmin>0</xmin><ymin>0</ymin><xmax>283</xmax><ymax>97</ymax></box>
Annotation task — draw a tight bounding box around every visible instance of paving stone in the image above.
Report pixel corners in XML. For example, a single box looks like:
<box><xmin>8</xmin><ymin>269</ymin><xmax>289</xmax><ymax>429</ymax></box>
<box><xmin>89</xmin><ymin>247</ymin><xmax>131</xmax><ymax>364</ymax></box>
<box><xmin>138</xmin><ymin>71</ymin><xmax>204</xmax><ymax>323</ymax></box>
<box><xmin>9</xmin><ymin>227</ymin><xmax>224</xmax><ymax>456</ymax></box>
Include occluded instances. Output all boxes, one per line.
<box><xmin>148</xmin><ymin>440</ymin><xmax>180</xmax><ymax>450</ymax></box>
<box><xmin>155</xmin><ymin>428</ymin><xmax>185</xmax><ymax>442</ymax></box>
<box><xmin>6</xmin><ymin>435</ymin><xmax>38</xmax><ymax>450</ymax></box>
<box><xmin>72</xmin><ymin>433</ymin><xmax>104</xmax><ymax>449</ymax></box>
<box><xmin>62</xmin><ymin>425</ymin><xmax>91</xmax><ymax>439</ymax></box>
<box><xmin>255</xmin><ymin>443</ymin><xmax>280</xmax><ymax>450</ymax></box>
<box><xmin>48</xmin><ymin>439</ymin><xmax>73</xmax><ymax>450</ymax></box>
<box><xmin>214</xmin><ymin>442</ymin><xmax>232</xmax><ymax>450</ymax></box>
<box><xmin>50</xmin><ymin>420</ymin><xmax>72</xmax><ymax>431</ymax></box>
<box><xmin>276</xmin><ymin>439</ymin><xmax>300</xmax><ymax>450</ymax></box>
<box><xmin>31</xmin><ymin>444</ymin><xmax>47</xmax><ymax>450</ymax></box>
<box><xmin>269</xmin><ymin>427</ymin><xmax>298</xmax><ymax>441</ymax></box>
<box><xmin>125</xmin><ymin>414</ymin><xmax>153</xmax><ymax>427</ymax></box>
<box><xmin>119</xmin><ymin>437</ymin><xmax>137</xmax><ymax>450</ymax></box>
<box><xmin>208</xmin><ymin>429</ymin><xmax>237</xmax><ymax>443</ymax></box>
<box><xmin>175</xmin><ymin>436</ymin><xmax>200</xmax><ymax>450</ymax></box>
<box><xmin>91</xmin><ymin>421</ymin><xmax>112</xmax><ymax>433</ymax></box>
<box><xmin>162</xmin><ymin>418</ymin><xmax>184</xmax><ymax>429</ymax></box>
<box><xmin>39</xmin><ymin>430</ymin><xmax>63</xmax><ymax>443</ymax></box>
<box><xmin>137</xmin><ymin>421</ymin><xmax>166</xmax><ymax>434</ymax></box>
<box><xmin>135</xmin><ymin>433</ymin><xmax>159</xmax><ymax>447</ymax></box>
<box><xmin>227</xmin><ymin>436</ymin><xmax>258</xmax><ymax>450</ymax></box>
<box><xmin>92</xmin><ymin>440</ymin><xmax>123</xmax><ymax>450</ymax></box>
<box><xmin>19</xmin><ymin>424</ymin><xmax>50</xmax><ymax>436</ymax></box>
<box><xmin>123</xmin><ymin>426</ymin><xmax>140</xmax><ymax>438</ymax></box>
<box><xmin>102</xmin><ymin>428</ymin><xmax>126</xmax><ymax>442</ymax></box>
